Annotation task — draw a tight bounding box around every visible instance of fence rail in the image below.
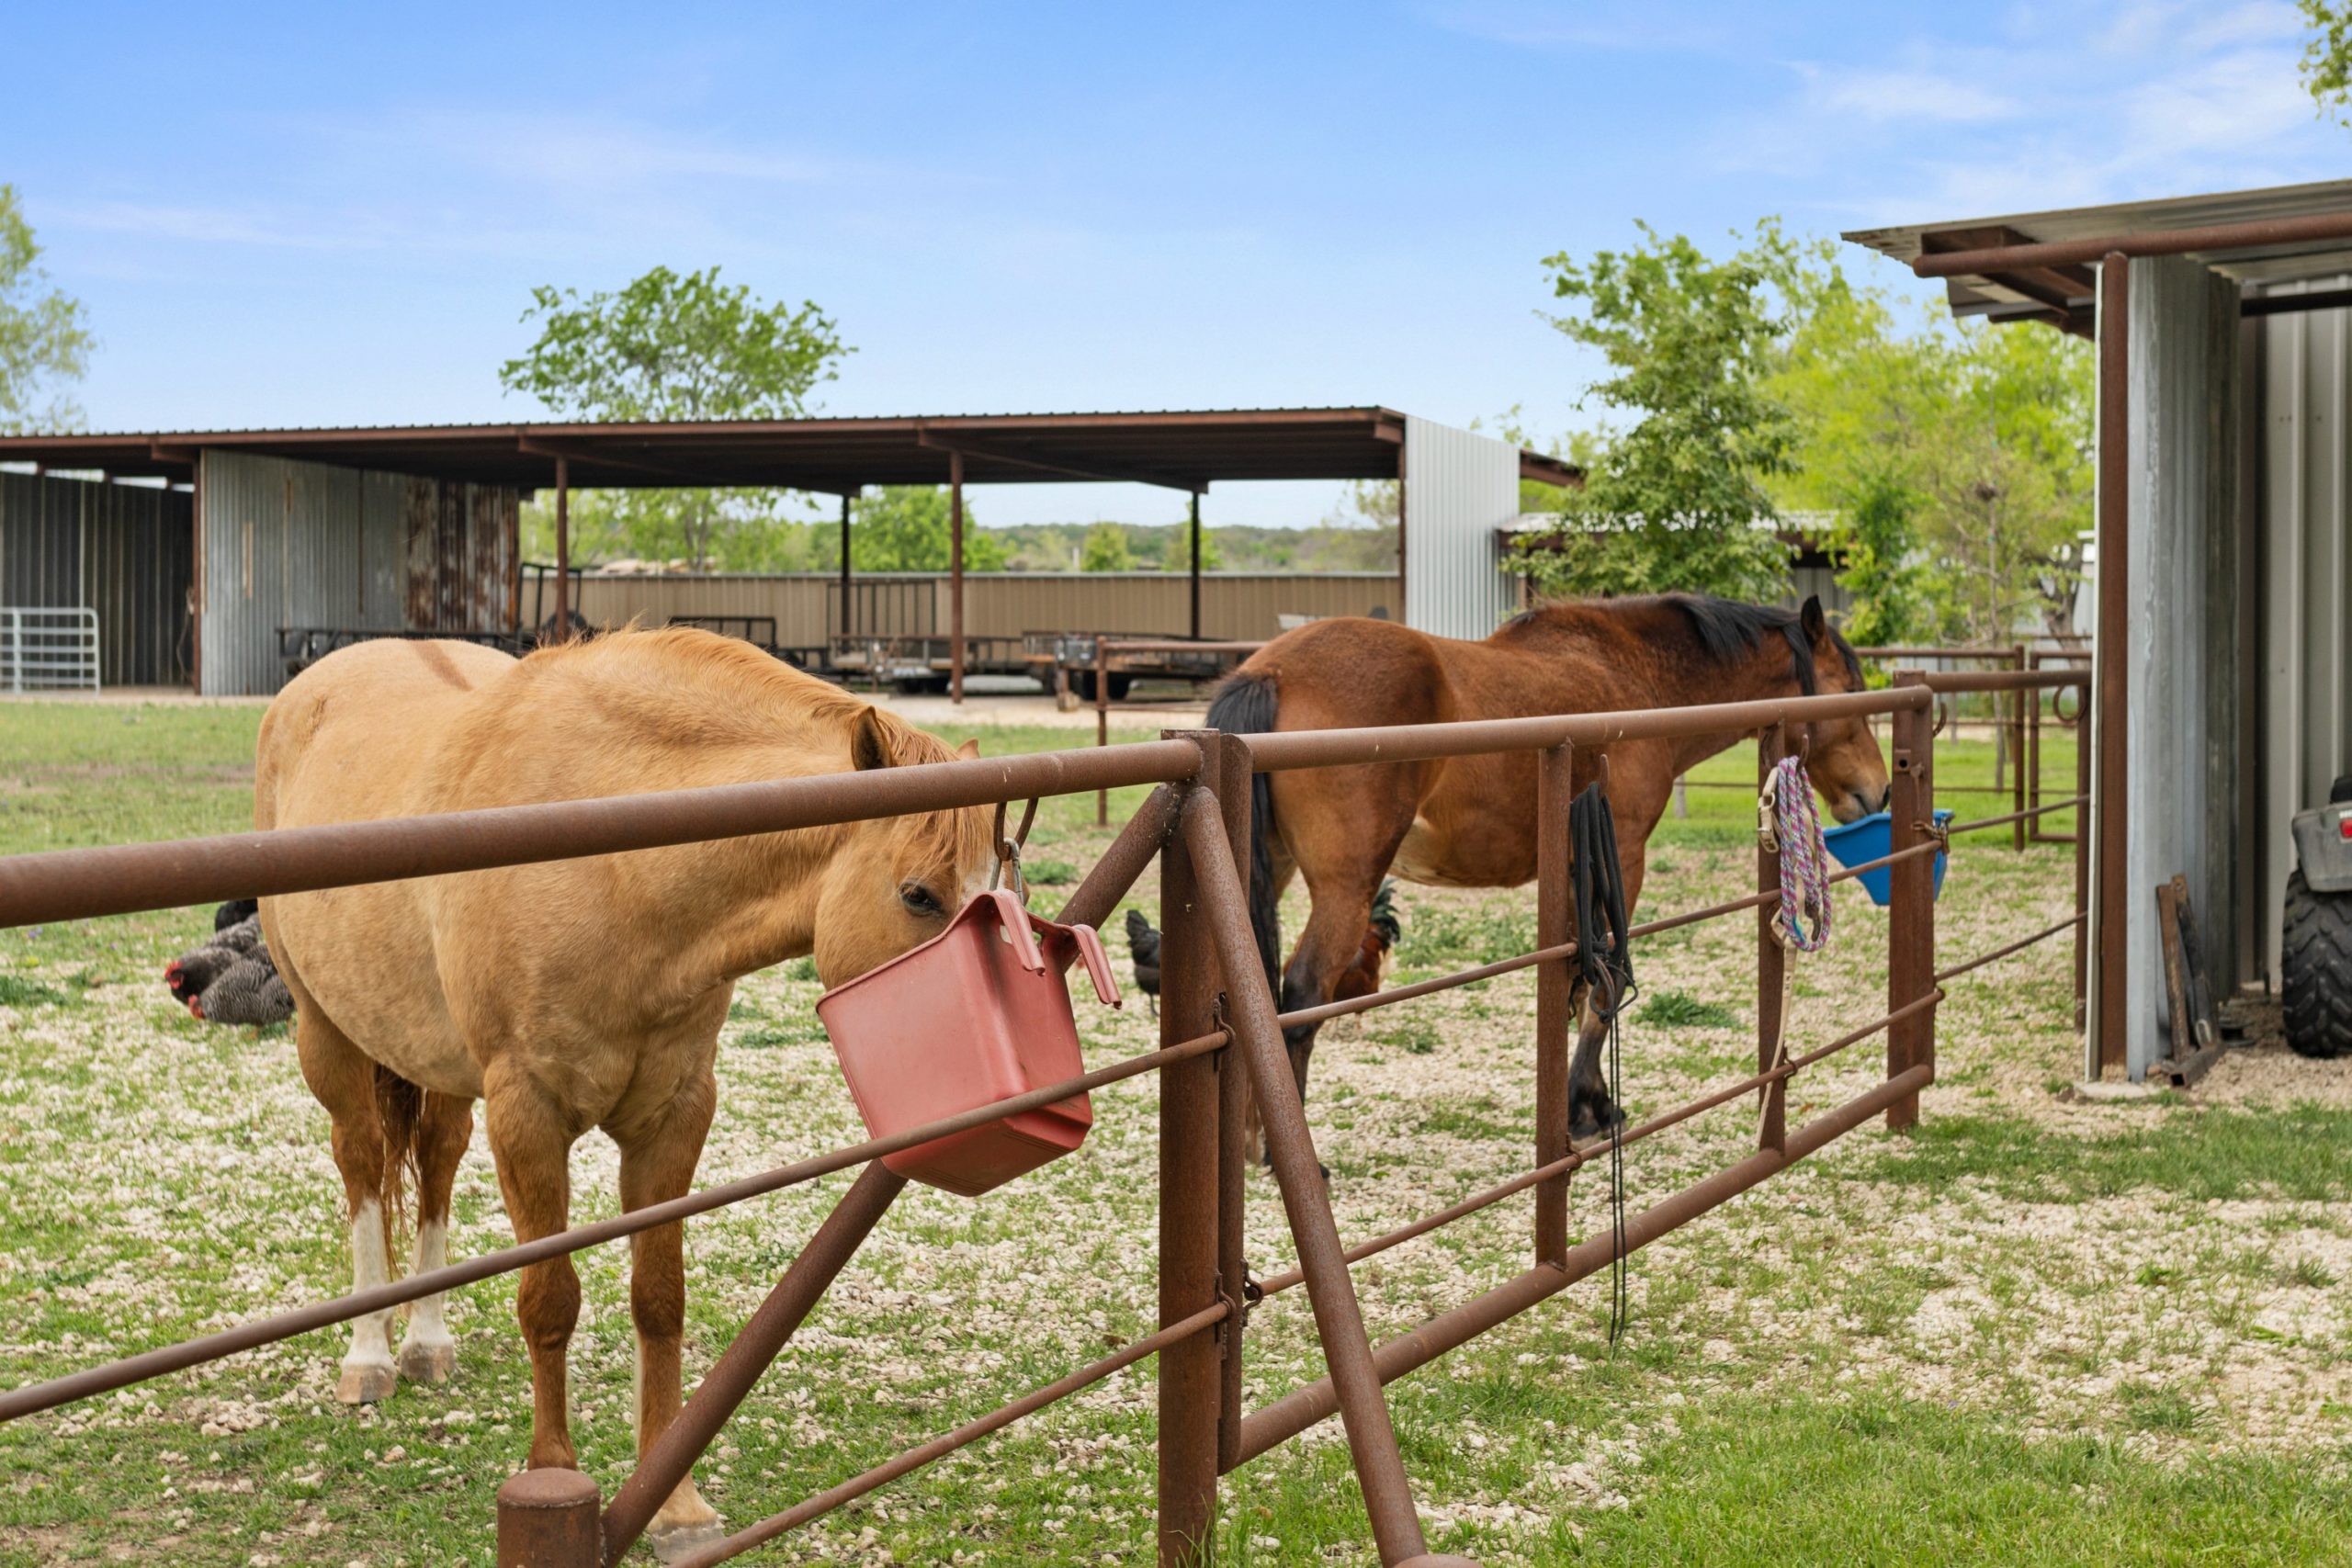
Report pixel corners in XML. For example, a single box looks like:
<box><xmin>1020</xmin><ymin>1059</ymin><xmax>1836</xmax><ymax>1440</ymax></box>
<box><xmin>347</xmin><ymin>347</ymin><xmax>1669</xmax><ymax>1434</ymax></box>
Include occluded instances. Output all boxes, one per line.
<box><xmin>0</xmin><ymin>605</ymin><xmax>99</xmax><ymax>693</ymax></box>
<box><xmin>0</xmin><ymin>668</ymin><xmax>2092</xmax><ymax>1566</ymax></box>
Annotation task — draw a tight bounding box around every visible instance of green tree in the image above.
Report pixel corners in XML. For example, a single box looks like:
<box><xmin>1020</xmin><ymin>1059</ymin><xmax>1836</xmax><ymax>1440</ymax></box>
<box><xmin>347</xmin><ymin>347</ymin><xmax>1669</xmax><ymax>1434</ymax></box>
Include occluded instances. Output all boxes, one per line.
<box><xmin>0</xmin><ymin>187</ymin><xmax>93</xmax><ymax>433</ymax></box>
<box><xmin>2301</xmin><ymin>1</ymin><xmax>2352</xmax><ymax>119</ymax></box>
<box><xmin>1516</xmin><ymin>222</ymin><xmax>1795</xmax><ymax>600</ymax></box>
<box><xmin>1079</xmin><ymin>521</ymin><xmax>1134</xmax><ymax>571</ymax></box>
<box><xmin>498</xmin><ymin>265</ymin><xmax>849</xmax><ymax>568</ymax></box>
<box><xmin>1756</xmin><ymin>225</ymin><xmax>2091</xmax><ymax>645</ymax></box>
<box><xmin>847</xmin><ymin>486</ymin><xmax>1006</xmax><ymax>571</ymax></box>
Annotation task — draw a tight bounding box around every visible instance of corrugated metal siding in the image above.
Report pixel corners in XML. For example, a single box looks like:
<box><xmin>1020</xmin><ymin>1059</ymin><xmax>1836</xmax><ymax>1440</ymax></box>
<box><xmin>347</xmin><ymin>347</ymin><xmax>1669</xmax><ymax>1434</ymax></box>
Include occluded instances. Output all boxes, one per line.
<box><xmin>572</xmin><ymin>571</ymin><xmax>1399</xmax><ymax>644</ymax></box>
<box><xmin>0</xmin><ymin>471</ymin><xmax>193</xmax><ymax>685</ymax></box>
<box><xmin>2110</xmin><ymin>255</ymin><xmax>2243</xmax><ymax>1078</ymax></box>
<box><xmin>2256</xmin><ymin>276</ymin><xmax>2352</xmax><ymax>990</ymax></box>
<box><xmin>1401</xmin><ymin>417</ymin><xmax>1519</xmax><ymax>640</ymax></box>
<box><xmin>199</xmin><ymin>451</ymin><xmax>518</xmax><ymax>695</ymax></box>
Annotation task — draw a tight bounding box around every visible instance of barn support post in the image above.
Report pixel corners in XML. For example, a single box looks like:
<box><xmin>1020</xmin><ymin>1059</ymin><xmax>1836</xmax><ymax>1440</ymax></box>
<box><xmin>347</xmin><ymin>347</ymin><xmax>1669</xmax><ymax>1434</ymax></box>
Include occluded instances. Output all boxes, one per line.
<box><xmin>1157</xmin><ymin>744</ymin><xmax>1222</xmax><ymax>1565</ymax></box>
<box><xmin>949</xmin><ymin>450</ymin><xmax>966</xmax><ymax>705</ymax></box>
<box><xmin>1532</xmin><ymin>740</ymin><xmax>1574</xmax><ymax>1268</ymax></box>
<box><xmin>1394</xmin><ymin>440</ymin><xmax>1408</xmax><ymax>626</ymax></box>
<box><xmin>552</xmin><ymin>457</ymin><xmax>571</xmax><ymax>645</ymax></box>
<box><xmin>1188</xmin><ymin>491</ymin><xmax>1203</xmax><ymax>642</ymax></box>
<box><xmin>189</xmin><ymin>451</ymin><xmax>205</xmax><ymax>693</ymax></box>
<box><xmin>2075</xmin><ymin>676</ymin><xmax>2093</xmax><ymax>1027</ymax></box>
<box><xmin>839</xmin><ymin>491</ymin><xmax>854</xmax><ymax>641</ymax></box>
<box><xmin>2093</xmin><ymin>252</ymin><xmax>2130</xmax><ymax>1077</ymax></box>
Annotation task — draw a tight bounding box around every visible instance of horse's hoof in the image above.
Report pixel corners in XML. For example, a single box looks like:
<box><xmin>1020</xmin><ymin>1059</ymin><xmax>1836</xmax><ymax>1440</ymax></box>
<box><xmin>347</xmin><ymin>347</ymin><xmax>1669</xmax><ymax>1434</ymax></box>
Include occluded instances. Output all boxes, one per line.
<box><xmin>398</xmin><ymin>1339</ymin><xmax>457</xmax><ymax>1385</ymax></box>
<box><xmin>646</xmin><ymin>1516</ymin><xmax>727</xmax><ymax>1564</ymax></box>
<box><xmin>336</xmin><ymin>1362</ymin><xmax>397</xmax><ymax>1404</ymax></box>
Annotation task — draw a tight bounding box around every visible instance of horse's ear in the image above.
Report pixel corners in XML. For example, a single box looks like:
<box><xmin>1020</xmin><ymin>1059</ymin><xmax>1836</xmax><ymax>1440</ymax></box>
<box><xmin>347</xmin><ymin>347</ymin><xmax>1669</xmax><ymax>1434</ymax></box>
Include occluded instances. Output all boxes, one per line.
<box><xmin>1799</xmin><ymin>594</ymin><xmax>1828</xmax><ymax>644</ymax></box>
<box><xmin>851</xmin><ymin>707</ymin><xmax>897</xmax><ymax>771</ymax></box>
<box><xmin>956</xmin><ymin>738</ymin><xmax>980</xmax><ymax>761</ymax></box>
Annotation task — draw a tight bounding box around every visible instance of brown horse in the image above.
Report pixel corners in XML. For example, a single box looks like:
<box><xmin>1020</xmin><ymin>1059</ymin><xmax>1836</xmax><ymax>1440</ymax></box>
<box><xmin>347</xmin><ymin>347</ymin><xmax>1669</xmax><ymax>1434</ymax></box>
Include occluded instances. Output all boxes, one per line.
<box><xmin>254</xmin><ymin>627</ymin><xmax>994</xmax><ymax>1558</ymax></box>
<box><xmin>1206</xmin><ymin>594</ymin><xmax>1889</xmax><ymax>1145</ymax></box>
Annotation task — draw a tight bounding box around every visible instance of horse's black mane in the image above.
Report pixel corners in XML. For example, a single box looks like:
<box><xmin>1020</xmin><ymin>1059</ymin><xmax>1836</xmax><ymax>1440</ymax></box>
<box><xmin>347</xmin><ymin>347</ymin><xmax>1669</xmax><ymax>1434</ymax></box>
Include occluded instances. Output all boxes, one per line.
<box><xmin>1502</xmin><ymin>593</ymin><xmax>1861</xmax><ymax>694</ymax></box>
<box><xmin>1668</xmin><ymin>594</ymin><xmax>1860</xmax><ymax>694</ymax></box>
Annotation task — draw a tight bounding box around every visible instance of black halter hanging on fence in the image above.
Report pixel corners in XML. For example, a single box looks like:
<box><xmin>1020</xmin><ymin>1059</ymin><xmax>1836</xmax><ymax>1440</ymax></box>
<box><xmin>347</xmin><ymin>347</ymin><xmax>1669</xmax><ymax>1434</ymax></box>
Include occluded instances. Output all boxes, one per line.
<box><xmin>1569</xmin><ymin>781</ymin><xmax>1637</xmax><ymax>1348</ymax></box>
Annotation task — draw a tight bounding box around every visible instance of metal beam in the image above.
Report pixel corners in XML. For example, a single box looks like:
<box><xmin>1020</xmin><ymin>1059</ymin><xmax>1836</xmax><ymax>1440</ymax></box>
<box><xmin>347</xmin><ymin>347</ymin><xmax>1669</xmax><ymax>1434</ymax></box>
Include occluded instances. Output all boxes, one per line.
<box><xmin>2242</xmin><ymin>287</ymin><xmax>2352</xmax><ymax>317</ymax></box>
<box><xmin>839</xmin><ymin>491</ymin><xmax>854</xmax><ymax>640</ymax></box>
<box><xmin>1188</xmin><ymin>491</ymin><xmax>1202</xmax><ymax>641</ymax></box>
<box><xmin>516</xmin><ymin>434</ymin><xmax>701</xmax><ymax>486</ymax></box>
<box><xmin>1916</xmin><ymin>209</ymin><xmax>2352</xmax><ymax>278</ymax></box>
<box><xmin>554</xmin><ymin>457</ymin><xmax>571</xmax><ymax>643</ymax></box>
<box><xmin>916</xmin><ymin>426</ymin><xmax>1202</xmax><ymax>493</ymax></box>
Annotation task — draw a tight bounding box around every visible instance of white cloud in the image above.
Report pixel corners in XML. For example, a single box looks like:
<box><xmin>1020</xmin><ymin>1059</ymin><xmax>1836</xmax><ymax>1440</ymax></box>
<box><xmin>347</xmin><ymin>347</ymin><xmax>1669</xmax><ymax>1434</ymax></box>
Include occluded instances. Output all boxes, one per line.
<box><xmin>1803</xmin><ymin>65</ymin><xmax>2023</xmax><ymax>123</ymax></box>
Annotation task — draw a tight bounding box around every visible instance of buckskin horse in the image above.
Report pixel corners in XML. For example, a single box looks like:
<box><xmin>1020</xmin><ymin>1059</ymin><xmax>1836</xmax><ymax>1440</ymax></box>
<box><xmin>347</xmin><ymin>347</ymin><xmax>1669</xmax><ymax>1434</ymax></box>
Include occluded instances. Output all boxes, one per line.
<box><xmin>255</xmin><ymin>627</ymin><xmax>995</xmax><ymax>1558</ymax></box>
<box><xmin>1206</xmin><ymin>593</ymin><xmax>1890</xmax><ymax>1147</ymax></box>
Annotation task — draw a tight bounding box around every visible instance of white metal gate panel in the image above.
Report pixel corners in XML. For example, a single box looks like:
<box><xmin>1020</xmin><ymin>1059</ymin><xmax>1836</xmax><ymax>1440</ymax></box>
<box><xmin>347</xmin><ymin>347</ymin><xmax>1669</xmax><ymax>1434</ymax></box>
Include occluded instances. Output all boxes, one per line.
<box><xmin>0</xmin><ymin>606</ymin><xmax>100</xmax><ymax>692</ymax></box>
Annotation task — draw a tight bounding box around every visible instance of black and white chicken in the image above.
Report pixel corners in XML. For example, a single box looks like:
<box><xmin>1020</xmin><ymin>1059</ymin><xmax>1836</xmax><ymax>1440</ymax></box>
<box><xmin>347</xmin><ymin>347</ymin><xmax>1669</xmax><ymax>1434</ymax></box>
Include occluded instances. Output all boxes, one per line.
<box><xmin>1125</xmin><ymin>908</ymin><xmax>1161</xmax><ymax>1014</ymax></box>
<box><xmin>165</xmin><ymin>902</ymin><xmax>294</xmax><ymax>1027</ymax></box>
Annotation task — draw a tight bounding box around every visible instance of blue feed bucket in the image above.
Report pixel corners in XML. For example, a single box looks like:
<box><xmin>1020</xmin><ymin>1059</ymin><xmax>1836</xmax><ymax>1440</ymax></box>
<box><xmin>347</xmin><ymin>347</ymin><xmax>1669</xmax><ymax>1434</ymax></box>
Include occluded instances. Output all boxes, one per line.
<box><xmin>1817</xmin><ymin>809</ymin><xmax>1954</xmax><ymax>908</ymax></box>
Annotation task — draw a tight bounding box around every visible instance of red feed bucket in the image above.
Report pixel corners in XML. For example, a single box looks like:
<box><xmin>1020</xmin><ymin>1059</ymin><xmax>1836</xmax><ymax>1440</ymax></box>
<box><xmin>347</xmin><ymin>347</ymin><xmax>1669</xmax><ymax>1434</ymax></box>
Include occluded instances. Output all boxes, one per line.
<box><xmin>817</xmin><ymin>889</ymin><xmax>1122</xmax><ymax>1197</ymax></box>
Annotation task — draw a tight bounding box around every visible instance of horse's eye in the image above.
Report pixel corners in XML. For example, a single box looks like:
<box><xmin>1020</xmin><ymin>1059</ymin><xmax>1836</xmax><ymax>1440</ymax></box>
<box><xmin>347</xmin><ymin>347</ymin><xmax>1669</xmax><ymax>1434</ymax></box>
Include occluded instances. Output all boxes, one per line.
<box><xmin>899</xmin><ymin>883</ymin><xmax>945</xmax><ymax>918</ymax></box>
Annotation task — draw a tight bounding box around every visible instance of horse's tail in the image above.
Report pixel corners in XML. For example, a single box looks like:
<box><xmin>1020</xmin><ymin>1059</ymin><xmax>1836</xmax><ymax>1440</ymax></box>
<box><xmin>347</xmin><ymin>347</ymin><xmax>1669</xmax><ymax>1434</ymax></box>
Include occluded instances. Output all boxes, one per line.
<box><xmin>372</xmin><ymin>1063</ymin><xmax>424</xmax><ymax>1278</ymax></box>
<box><xmin>1205</xmin><ymin>670</ymin><xmax>1283</xmax><ymax>1002</ymax></box>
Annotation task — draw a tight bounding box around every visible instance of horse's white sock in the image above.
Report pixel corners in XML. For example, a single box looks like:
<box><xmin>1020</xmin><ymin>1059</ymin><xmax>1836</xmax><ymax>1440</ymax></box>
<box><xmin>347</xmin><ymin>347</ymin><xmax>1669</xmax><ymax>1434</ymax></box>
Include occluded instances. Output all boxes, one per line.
<box><xmin>343</xmin><ymin>1201</ymin><xmax>395</xmax><ymax>1372</ymax></box>
<box><xmin>405</xmin><ymin>1220</ymin><xmax>455</xmax><ymax>1350</ymax></box>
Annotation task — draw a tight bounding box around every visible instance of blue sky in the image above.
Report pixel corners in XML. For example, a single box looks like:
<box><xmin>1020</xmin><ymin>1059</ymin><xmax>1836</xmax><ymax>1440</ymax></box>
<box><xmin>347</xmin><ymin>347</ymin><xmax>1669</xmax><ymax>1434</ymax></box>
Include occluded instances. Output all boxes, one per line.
<box><xmin>5</xmin><ymin>1</ymin><xmax>2343</xmax><ymax>527</ymax></box>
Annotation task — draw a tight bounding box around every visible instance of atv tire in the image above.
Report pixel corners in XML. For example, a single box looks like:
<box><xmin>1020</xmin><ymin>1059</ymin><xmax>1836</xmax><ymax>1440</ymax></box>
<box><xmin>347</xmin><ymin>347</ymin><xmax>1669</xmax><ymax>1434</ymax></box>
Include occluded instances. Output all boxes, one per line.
<box><xmin>2282</xmin><ymin>868</ymin><xmax>2352</xmax><ymax>1059</ymax></box>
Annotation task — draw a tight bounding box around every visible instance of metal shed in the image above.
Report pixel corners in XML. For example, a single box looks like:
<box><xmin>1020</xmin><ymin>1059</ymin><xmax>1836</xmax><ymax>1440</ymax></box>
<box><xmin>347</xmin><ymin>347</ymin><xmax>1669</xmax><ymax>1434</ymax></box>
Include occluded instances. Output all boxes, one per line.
<box><xmin>1847</xmin><ymin>179</ymin><xmax>2352</xmax><ymax>1080</ymax></box>
<box><xmin>0</xmin><ymin>408</ymin><xmax>1577</xmax><ymax>698</ymax></box>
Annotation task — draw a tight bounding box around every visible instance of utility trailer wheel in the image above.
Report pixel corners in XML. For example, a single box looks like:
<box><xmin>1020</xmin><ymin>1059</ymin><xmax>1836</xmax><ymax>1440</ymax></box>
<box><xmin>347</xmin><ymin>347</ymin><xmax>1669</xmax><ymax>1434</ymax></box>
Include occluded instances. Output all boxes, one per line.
<box><xmin>2282</xmin><ymin>868</ymin><xmax>2352</xmax><ymax>1059</ymax></box>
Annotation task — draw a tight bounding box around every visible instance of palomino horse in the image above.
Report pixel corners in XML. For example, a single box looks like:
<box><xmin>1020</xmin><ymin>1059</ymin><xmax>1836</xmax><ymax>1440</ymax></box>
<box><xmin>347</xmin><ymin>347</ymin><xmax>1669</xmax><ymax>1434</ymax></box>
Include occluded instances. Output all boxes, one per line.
<box><xmin>255</xmin><ymin>627</ymin><xmax>994</xmax><ymax>1557</ymax></box>
<box><xmin>1206</xmin><ymin>594</ymin><xmax>1889</xmax><ymax>1145</ymax></box>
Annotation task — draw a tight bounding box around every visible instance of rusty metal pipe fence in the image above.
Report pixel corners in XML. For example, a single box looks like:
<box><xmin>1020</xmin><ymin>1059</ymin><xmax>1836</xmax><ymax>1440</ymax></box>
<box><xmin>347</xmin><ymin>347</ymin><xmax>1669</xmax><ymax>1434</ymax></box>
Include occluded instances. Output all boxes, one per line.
<box><xmin>0</xmin><ymin>668</ymin><xmax>2089</xmax><ymax>1567</ymax></box>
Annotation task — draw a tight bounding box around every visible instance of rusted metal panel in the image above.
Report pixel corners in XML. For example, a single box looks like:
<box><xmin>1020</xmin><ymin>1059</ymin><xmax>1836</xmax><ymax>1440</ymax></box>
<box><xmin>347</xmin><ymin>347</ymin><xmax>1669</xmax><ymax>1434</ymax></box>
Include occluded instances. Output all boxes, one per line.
<box><xmin>197</xmin><ymin>451</ymin><xmax>520</xmax><ymax>694</ymax></box>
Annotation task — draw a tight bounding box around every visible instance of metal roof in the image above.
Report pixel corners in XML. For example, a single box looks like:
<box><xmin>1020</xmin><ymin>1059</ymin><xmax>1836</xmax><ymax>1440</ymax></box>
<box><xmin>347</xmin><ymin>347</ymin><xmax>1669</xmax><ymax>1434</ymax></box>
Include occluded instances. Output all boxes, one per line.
<box><xmin>1844</xmin><ymin>177</ymin><xmax>2352</xmax><ymax>333</ymax></box>
<box><xmin>0</xmin><ymin>407</ymin><xmax>1583</xmax><ymax>494</ymax></box>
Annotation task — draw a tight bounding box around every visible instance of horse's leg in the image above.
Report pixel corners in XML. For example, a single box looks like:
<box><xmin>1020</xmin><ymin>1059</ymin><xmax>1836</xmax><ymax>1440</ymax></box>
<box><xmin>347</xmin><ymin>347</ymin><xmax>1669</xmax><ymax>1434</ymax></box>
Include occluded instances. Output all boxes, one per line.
<box><xmin>290</xmin><ymin>998</ymin><xmax>401</xmax><ymax>1404</ymax></box>
<box><xmin>1271</xmin><ymin>767</ymin><xmax>1419</xmax><ymax>1106</ymax></box>
<box><xmin>483</xmin><ymin>1066</ymin><xmax>584</xmax><ymax>1471</ymax></box>
<box><xmin>613</xmin><ymin>1072</ymin><xmax>722</xmax><ymax>1555</ymax></box>
<box><xmin>397</xmin><ymin>1089</ymin><xmax>473</xmax><ymax>1386</ymax></box>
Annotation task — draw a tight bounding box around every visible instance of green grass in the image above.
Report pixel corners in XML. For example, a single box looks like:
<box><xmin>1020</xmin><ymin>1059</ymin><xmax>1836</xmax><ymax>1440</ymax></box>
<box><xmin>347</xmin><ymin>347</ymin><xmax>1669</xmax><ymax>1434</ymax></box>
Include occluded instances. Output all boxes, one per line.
<box><xmin>1666</xmin><ymin>728</ymin><xmax>2078</xmax><ymax>849</ymax></box>
<box><xmin>1859</xmin><ymin>1100</ymin><xmax>2352</xmax><ymax>1203</ymax></box>
<box><xmin>1637</xmin><ymin>988</ymin><xmax>1742</xmax><ymax>1030</ymax></box>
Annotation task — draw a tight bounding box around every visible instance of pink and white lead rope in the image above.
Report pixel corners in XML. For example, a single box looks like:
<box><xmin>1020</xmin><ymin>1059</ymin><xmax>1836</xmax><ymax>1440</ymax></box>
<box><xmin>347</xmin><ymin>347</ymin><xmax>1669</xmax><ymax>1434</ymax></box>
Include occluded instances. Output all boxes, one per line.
<box><xmin>1761</xmin><ymin>753</ymin><xmax>1832</xmax><ymax>953</ymax></box>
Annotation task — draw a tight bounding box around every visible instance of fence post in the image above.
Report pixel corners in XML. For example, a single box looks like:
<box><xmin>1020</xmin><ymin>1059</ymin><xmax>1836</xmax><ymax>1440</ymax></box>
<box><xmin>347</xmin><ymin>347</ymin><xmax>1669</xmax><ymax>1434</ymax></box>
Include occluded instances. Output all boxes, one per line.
<box><xmin>2026</xmin><ymin>654</ymin><xmax>2044</xmax><ymax>846</ymax></box>
<box><xmin>2010</xmin><ymin>644</ymin><xmax>2029</xmax><ymax>852</ymax></box>
<box><xmin>1756</xmin><ymin>721</ymin><xmax>1788</xmax><ymax>1154</ymax></box>
<box><xmin>1533</xmin><ymin>740</ymin><xmax>1574</xmax><ymax>1268</ymax></box>
<box><xmin>1097</xmin><ymin>640</ymin><xmax>1112</xmax><ymax>827</ymax></box>
<box><xmin>1887</xmin><ymin>678</ymin><xmax>1936</xmax><ymax>1131</ymax></box>
<box><xmin>496</xmin><ymin>1468</ymin><xmax>600</xmax><ymax>1568</ymax></box>
<box><xmin>1158</xmin><ymin>739</ymin><xmax>1222</xmax><ymax>1565</ymax></box>
<box><xmin>1212</xmin><ymin>735</ymin><xmax>1253</xmax><ymax>1475</ymax></box>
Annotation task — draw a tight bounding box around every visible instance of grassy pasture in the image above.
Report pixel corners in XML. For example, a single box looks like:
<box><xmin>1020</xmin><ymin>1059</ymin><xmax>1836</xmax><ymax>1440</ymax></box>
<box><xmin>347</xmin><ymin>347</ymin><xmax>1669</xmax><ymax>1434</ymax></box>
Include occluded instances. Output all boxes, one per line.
<box><xmin>2</xmin><ymin>699</ymin><xmax>2346</xmax><ymax>1566</ymax></box>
